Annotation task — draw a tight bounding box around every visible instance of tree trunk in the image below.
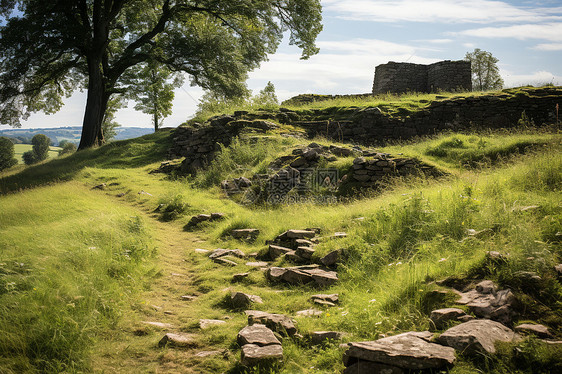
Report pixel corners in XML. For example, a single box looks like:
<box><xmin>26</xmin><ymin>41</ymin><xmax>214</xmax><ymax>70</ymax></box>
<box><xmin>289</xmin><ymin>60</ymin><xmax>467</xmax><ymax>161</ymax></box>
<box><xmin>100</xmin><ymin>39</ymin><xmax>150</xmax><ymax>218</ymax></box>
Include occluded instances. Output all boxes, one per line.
<box><xmin>78</xmin><ymin>58</ymin><xmax>106</xmax><ymax>150</ymax></box>
<box><xmin>154</xmin><ymin>112</ymin><xmax>159</xmax><ymax>132</ymax></box>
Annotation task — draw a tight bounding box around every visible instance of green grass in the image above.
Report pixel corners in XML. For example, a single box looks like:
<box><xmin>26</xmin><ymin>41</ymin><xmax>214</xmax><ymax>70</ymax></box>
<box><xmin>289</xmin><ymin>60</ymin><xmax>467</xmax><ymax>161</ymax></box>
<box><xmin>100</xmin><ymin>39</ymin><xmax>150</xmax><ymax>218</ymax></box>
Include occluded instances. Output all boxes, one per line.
<box><xmin>1</xmin><ymin>105</ymin><xmax>561</xmax><ymax>373</ymax></box>
<box><xmin>13</xmin><ymin>144</ymin><xmax>62</xmax><ymax>163</ymax></box>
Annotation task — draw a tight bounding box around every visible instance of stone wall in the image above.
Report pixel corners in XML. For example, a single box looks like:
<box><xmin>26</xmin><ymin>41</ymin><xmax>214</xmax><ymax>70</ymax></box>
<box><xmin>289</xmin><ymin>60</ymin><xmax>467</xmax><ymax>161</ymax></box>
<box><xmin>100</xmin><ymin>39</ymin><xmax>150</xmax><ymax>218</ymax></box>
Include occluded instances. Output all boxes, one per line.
<box><xmin>296</xmin><ymin>87</ymin><xmax>561</xmax><ymax>144</ymax></box>
<box><xmin>372</xmin><ymin>60</ymin><xmax>472</xmax><ymax>94</ymax></box>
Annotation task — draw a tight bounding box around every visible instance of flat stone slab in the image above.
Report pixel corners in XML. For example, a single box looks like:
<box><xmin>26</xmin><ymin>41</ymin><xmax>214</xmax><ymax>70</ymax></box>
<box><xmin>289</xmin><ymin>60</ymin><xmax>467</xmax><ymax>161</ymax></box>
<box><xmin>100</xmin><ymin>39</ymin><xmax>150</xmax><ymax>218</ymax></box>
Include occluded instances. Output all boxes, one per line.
<box><xmin>320</xmin><ymin>249</ymin><xmax>341</xmax><ymax>267</ymax></box>
<box><xmin>245</xmin><ymin>310</ymin><xmax>297</xmax><ymax>336</ymax></box>
<box><xmin>286</xmin><ymin>229</ymin><xmax>316</xmax><ymax>239</ymax></box>
<box><xmin>241</xmin><ymin>343</ymin><xmax>283</xmax><ymax>366</ymax></box>
<box><xmin>199</xmin><ymin>319</ymin><xmax>227</xmax><ymax>329</ymax></box>
<box><xmin>343</xmin><ymin>331</ymin><xmax>456</xmax><ymax>370</ymax></box>
<box><xmin>232</xmin><ymin>272</ymin><xmax>250</xmax><ymax>282</ymax></box>
<box><xmin>311</xmin><ymin>294</ymin><xmax>339</xmax><ymax>304</ymax></box>
<box><xmin>438</xmin><ymin>319</ymin><xmax>515</xmax><ymax>354</ymax></box>
<box><xmin>213</xmin><ymin>257</ymin><xmax>238</xmax><ymax>266</ymax></box>
<box><xmin>455</xmin><ymin>281</ymin><xmax>517</xmax><ymax>324</ymax></box>
<box><xmin>514</xmin><ymin>323</ymin><xmax>553</xmax><ymax>338</ymax></box>
<box><xmin>232</xmin><ymin>229</ymin><xmax>260</xmax><ymax>240</ymax></box>
<box><xmin>246</xmin><ymin>261</ymin><xmax>269</xmax><ymax>267</ymax></box>
<box><xmin>310</xmin><ymin>331</ymin><xmax>344</xmax><ymax>345</ymax></box>
<box><xmin>209</xmin><ymin>248</ymin><xmax>245</xmax><ymax>259</ymax></box>
<box><xmin>237</xmin><ymin>324</ymin><xmax>281</xmax><ymax>346</ymax></box>
<box><xmin>430</xmin><ymin>308</ymin><xmax>469</xmax><ymax>330</ymax></box>
<box><xmin>269</xmin><ymin>244</ymin><xmax>293</xmax><ymax>259</ymax></box>
<box><xmin>180</xmin><ymin>295</ymin><xmax>197</xmax><ymax>301</ymax></box>
<box><xmin>158</xmin><ymin>333</ymin><xmax>197</xmax><ymax>348</ymax></box>
<box><xmin>194</xmin><ymin>350</ymin><xmax>224</xmax><ymax>358</ymax></box>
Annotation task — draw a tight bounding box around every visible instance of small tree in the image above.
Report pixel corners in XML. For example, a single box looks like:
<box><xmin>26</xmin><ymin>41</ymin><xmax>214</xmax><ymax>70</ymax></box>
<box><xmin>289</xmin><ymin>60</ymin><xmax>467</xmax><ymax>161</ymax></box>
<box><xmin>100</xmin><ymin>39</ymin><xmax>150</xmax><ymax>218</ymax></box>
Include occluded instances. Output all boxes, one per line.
<box><xmin>465</xmin><ymin>49</ymin><xmax>504</xmax><ymax>91</ymax></box>
<box><xmin>101</xmin><ymin>96</ymin><xmax>124</xmax><ymax>142</ymax></box>
<box><xmin>0</xmin><ymin>136</ymin><xmax>18</xmax><ymax>171</ymax></box>
<box><xmin>252</xmin><ymin>81</ymin><xmax>279</xmax><ymax>108</ymax></box>
<box><xmin>31</xmin><ymin>134</ymin><xmax>51</xmax><ymax>162</ymax></box>
<box><xmin>22</xmin><ymin>150</ymin><xmax>37</xmax><ymax>165</ymax></box>
<box><xmin>59</xmin><ymin>142</ymin><xmax>77</xmax><ymax>156</ymax></box>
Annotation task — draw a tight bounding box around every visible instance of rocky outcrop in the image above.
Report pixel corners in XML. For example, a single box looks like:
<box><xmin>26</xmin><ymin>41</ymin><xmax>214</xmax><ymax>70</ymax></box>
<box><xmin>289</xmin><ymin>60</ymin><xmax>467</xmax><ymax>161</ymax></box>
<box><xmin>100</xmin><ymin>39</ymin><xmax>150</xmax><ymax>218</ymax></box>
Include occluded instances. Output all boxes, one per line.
<box><xmin>245</xmin><ymin>310</ymin><xmax>297</xmax><ymax>337</ymax></box>
<box><xmin>267</xmin><ymin>265</ymin><xmax>338</xmax><ymax>287</ymax></box>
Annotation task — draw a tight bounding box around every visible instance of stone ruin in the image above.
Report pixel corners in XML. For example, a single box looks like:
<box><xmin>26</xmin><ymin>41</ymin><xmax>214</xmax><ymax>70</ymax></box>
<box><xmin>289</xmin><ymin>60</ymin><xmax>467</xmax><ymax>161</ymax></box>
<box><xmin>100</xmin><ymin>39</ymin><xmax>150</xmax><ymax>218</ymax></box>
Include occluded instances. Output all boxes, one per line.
<box><xmin>373</xmin><ymin>60</ymin><xmax>472</xmax><ymax>94</ymax></box>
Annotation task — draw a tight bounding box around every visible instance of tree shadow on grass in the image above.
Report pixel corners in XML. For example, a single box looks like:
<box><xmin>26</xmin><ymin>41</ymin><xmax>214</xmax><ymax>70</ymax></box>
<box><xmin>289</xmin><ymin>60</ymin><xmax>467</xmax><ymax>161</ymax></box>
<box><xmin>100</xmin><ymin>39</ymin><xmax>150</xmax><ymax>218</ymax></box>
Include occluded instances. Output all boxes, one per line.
<box><xmin>0</xmin><ymin>129</ymin><xmax>173</xmax><ymax>194</ymax></box>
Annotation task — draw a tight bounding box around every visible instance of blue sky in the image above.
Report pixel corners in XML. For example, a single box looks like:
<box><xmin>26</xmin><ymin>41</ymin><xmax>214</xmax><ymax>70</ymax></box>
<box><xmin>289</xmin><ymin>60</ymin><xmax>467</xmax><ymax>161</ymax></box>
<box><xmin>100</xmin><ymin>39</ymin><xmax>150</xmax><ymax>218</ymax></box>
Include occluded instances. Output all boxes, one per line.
<box><xmin>8</xmin><ymin>0</ymin><xmax>562</xmax><ymax>129</ymax></box>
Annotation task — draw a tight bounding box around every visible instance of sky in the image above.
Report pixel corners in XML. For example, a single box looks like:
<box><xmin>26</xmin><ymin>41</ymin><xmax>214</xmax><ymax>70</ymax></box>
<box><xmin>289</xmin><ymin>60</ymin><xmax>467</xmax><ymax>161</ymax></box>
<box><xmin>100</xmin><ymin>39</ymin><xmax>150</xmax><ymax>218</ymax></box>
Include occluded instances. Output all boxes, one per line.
<box><xmin>5</xmin><ymin>0</ymin><xmax>562</xmax><ymax>129</ymax></box>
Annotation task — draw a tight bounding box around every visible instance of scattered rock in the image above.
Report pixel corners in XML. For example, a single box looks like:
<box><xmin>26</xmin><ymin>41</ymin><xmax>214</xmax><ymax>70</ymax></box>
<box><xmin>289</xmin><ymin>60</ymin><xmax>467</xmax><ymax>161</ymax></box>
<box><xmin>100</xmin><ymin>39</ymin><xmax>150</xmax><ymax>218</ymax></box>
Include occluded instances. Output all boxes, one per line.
<box><xmin>231</xmin><ymin>228</ymin><xmax>260</xmax><ymax>241</ymax></box>
<box><xmin>241</xmin><ymin>343</ymin><xmax>283</xmax><ymax>366</ymax></box>
<box><xmin>429</xmin><ymin>308</ymin><xmax>469</xmax><ymax>330</ymax></box>
<box><xmin>269</xmin><ymin>244</ymin><xmax>293</xmax><ymax>259</ymax></box>
<box><xmin>245</xmin><ymin>310</ymin><xmax>297</xmax><ymax>336</ymax></box>
<box><xmin>232</xmin><ymin>273</ymin><xmax>250</xmax><ymax>282</ymax></box>
<box><xmin>199</xmin><ymin>319</ymin><xmax>227</xmax><ymax>329</ymax></box>
<box><xmin>555</xmin><ymin>264</ymin><xmax>562</xmax><ymax>277</ymax></box>
<box><xmin>295</xmin><ymin>246</ymin><xmax>315</xmax><ymax>260</ymax></box>
<box><xmin>320</xmin><ymin>249</ymin><xmax>341</xmax><ymax>267</ymax></box>
<box><xmin>455</xmin><ymin>281</ymin><xmax>517</xmax><ymax>324</ymax></box>
<box><xmin>245</xmin><ymin>261</ymin><xmax>269</xmax><ymax>267</ymax></box>
<box><xmin>514</xmin><ymin>323</ymin><xmax>553</xmax><ymax>339</ymax></box>
<box><xmin>296</xmin><ymin>309</ymin><xmax>323</xmax><ymax>317</ymax></box>
<box><xmin>513</xmin><ymin>271</ymin><xmax>541</xmax><ymax>282</ymax></box>
<box><xmin>92</xmin><ymin>183</ymin><xmax>106</xmax><ymax>190</ymax></box>
<box><xmin>180</xmin><ymin>295</ymin><xmax>197</xmax><ymax>301</ymax></box>
<box><xmin>231</xmin><ymin>292</ymin><xmax>263</xmax><ymax>309</ymax></box>
<box><xmin>158</xmin><ymin>333</ymin><xmax>197</xmax><ymax>348</ymax></box>
<box><xmin>213</xmin><ymin>257</ymin><xmax>238</xmax><ymax>266</ymax></box>
<box><xmin>267</xmin><ymin>265</ymin><xmax>338</xmax><ymax>287</ymax></box>
<box><xmin>343</xmin><ymin>331</ymin><xmax>456</xmax><ymax>370</ymax></box>
<box><xmin>438</xmin><ymin>319</ymin><xmax>516</xmax><ymax>355</ymax></box>
<box><xmin>209</xmin><ymin>248</ymin><xmax>246</xmax><ymax>259</ymax></box>
<box><xmin>284</xmin><ymin>230</ymin><xmax>316</xmax><ymax>239</ymax></box>
<box><xmin>116</xmin><ymin>192</ymin><xmax>125</xmax><ymax>197</ymax></box>
<box><xmin>195</xmin><ymin>248</ymin><xmax>210</xmax><ymax>254</ymax></box>
<box><xmin>238</xmin><ymin>324</ymin><xmax>281</xmax><ymax>347</ymax></box>
<box><xmin>141</xmin><ymin>321</ymin><xmax>174</xmax><ymax>329</ymax></box>
<box><xmin>476</xmin><ymin>280</ymin><xmax>496</xmax><ymax>294</ymax></box>
<box><xmin>310</xmin><ymin>331</ymin><xmax>344</xmax><ymax>345</ymax></box>
<box><xmin>311</xmin><ymin>293</ymin><xmax>339</xmax><ymax>307</ymax></box>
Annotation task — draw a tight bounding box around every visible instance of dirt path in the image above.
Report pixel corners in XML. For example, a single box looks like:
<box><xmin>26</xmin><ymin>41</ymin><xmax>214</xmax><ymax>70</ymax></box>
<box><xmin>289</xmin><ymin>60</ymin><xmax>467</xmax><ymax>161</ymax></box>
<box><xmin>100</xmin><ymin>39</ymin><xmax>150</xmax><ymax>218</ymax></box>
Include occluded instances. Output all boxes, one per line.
<box><xmin>94</xmin><ymin>207</ymin><xmax>210</xmax><ymax>373</ymax></box>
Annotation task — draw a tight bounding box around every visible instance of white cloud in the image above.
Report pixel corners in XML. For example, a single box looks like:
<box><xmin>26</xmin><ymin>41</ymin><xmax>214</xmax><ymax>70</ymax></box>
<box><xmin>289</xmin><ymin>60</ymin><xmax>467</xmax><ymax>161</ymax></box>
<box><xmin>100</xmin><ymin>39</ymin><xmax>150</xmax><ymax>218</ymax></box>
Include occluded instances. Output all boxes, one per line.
<box><xmin>322</xmin><ymin>0</ymin><xmax>562</xmax><ymax>24</ymax></box>
<box><xmin>501</xmin><ymin>70</ymin><xmax>561</xmax><ymax>87</ymax></box>
<box><xmin>463</xmin><ymin>43</ymin><xmax>476</xmax><ymax>48</ymax></box>
<box><xmin>457</xmin><ymin>22</ymin><xmax>562</xmax><ymax>42</ymax></box>
<box><xmin>533</xmin><ymin>43</ymin><xmax>562</xmax><ymax>51</ymax></box>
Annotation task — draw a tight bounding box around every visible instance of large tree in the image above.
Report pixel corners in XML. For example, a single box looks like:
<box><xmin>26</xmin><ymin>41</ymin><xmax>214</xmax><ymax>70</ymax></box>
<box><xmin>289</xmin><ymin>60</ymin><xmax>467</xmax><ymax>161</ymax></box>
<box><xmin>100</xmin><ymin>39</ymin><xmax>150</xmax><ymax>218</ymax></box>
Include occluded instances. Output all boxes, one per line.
<box><xmin>465</xmin><ymin>48</ymin><xmax>504</xmax><ymax>91</ymax></box>
<box><xmin>0</xmin><ymin>0</ymin><xmax>322</xmax><ymax>149</ymax></box>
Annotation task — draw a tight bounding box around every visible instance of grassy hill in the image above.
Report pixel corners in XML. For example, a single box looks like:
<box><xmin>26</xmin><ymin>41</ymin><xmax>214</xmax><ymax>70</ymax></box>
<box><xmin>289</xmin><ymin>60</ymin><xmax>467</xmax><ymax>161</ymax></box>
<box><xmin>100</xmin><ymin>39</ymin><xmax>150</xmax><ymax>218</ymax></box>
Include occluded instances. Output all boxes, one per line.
<box><xmin>13</xmin><ymin>144</ymin><xmax>62</xmax><ymax>163</ymax></box>
<box><xmin>1</xmin><ymin>90</ymin><xmax>561</xmax><ymax>373</ymax></box>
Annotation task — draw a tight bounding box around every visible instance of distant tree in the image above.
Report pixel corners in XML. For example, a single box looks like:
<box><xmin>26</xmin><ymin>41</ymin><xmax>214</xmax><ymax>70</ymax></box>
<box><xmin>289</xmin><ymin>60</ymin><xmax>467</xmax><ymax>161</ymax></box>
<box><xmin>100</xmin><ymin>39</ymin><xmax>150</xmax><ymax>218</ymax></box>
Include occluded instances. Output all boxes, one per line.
<box><xmin>0</xmin><ymin>136</ymin><xmax>18</xmax><ymax>171</ymax></box>
<box><xmin>22</xmin><ymin>150</ymin><xmax>37</xmax><ymax>165</ymax></box>
<box><xmin>31</xmin><ymin>134</ymin><xmax>51</xmax><ymax>162</ymax></box>
<box><xmin>252</xmin><ymin>81</ymin><xmax>279</xmax><ymax>108</ymax></box>
<box><xmin>465</xmin><ymin>49</ymin><xmax>504</xmax><ymax>91</ymax></box>
<box><xmin>126</xmin><ymin>61</ymin><xmax>184</xmax><ymax>131</ymax></box>
<box><xmin>0</xmin><ymin>1</ymin><xmax>322</xmax><ymax>150</ymax></box>
<box><xmin>195</xmin><ymin>90</ymin><xmax>250</xmax><ymax>119</ymax></box>
<box><xmin>58</xmin><ymin>139</ymin><xmax>70</xmax><ymax>148</ymax></box>
<box><xmin>59</xmin><ymin>142</ymin><xmax>77</xmax><ymax>156</ymax></box>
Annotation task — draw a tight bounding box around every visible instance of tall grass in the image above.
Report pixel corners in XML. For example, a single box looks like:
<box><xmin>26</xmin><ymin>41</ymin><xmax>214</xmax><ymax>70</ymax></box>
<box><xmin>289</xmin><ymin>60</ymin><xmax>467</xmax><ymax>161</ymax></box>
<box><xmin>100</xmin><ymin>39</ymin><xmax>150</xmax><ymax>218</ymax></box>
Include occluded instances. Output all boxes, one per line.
<box><xmin>0</xmin><ymin>183</ymin><xmax>156</xmax><ymax>373</ymax></box>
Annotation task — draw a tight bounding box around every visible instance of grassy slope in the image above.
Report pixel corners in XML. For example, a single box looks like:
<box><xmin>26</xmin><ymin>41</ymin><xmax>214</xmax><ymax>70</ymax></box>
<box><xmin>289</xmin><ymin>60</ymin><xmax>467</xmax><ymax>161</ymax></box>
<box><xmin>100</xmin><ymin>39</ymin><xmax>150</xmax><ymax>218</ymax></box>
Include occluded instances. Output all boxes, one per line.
<box><xmin>1</xmin><ymin>100</ymin><xmax>561</xmax><ymax>373</ymax></box>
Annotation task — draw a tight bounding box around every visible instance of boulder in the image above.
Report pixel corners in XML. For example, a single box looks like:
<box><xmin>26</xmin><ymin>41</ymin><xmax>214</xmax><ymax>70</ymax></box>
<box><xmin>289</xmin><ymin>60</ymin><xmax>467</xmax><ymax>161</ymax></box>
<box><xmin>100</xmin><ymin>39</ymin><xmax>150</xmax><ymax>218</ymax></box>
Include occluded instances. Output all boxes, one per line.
<box><xmin>232</xmin><ymin>272</ymin><xmax>250</xmax><ymax>282</ymax></box>
<box><xmin>295</xmin><ymin>246</ymin><xmax>315</xmax><ymax>260</ymax></box>
<box><xmin>343</xmin><ymin>331</ymin><xmax>456</xmax><ymax>370</ymax></box>
<box><xmin>285</xmin><ymin>230</ymin><xmax>316</xmax><ymax>239</ymax></box>
<box><xmin>438</xmin><ymin>319</ymin><xmax>515</xmax><ymax>354</ymax></box>
<box><xmin>429</xmin><ymin>308</ymin><xmax>469</xmax><ymax>330</ymax></box>
<box><xmin>455</xmin><ymin>281</ymin><xmax>517</xmax><ymax>324</ymax></box>
<box><xmin>231</xmin><ymin>292</ymin><xmax>263</xmax><ymax>309</ymax></box>
<box><xmin>311</xmin><ymin>293</ymin><xmax>339</xmax><ymax>307</ymax></box>
<box><xmin>158</xmin><ymin>333</ymin><xmax>197</xmax><ymax>348</ymax></box>
<box><xmin>245</xmin><ymin>310</ymin><xmax>297</xmax><ymax>336</ymax></box>
<box><xmin>514</xmin><ymin>323</ymin><xmax>553</xmax><ymax>338</ymax></box>
<box><xmin>241</xmin><ymin>343</ymin><xmax>283</xmax><ymax>366</ymax></box>
<box><xmin>237</xmin><ymin>324</ymin><xmax>281</xmax><ymax>346</ymax></box>
<box><xmin>267</xmin><ymin>265</ymin><xmax>338</xmax><ymax>287</ymax></box>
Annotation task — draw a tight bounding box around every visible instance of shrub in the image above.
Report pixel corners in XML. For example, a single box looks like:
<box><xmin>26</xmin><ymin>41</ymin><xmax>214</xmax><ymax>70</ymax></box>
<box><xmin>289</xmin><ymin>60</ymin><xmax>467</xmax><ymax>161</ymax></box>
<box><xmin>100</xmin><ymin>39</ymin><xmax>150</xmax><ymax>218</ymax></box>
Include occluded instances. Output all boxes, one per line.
<box><xmin>31</xmin><ymin>134</ymin><xmax>51</xmax><ymax>161</ymax></box>
<box><xmin>22</xmin><ymin>150</ymin><xmax>38</xmax><ymax>165</ymax></box>
<box><xmin>59</xmin><ymin>142</ymin><xmax>77</xmax><ymax>156</ymax></box>
<box><xmin>0</xmin><ymin>136</ymin><xmax>18</xmax><ymax>171</ymax></box>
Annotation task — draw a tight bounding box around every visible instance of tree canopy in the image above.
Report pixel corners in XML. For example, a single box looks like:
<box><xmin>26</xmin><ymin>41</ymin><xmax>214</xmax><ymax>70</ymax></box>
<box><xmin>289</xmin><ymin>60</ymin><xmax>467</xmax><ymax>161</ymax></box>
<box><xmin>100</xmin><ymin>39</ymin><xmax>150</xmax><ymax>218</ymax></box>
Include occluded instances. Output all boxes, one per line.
<box><xmin>0</xmin><ymin>0</ymin><xmax>323</xmax><ymax>149</ymax></box>
<box><xmin>465</xmin><ymin>48</ymin><xmax>504</xmax><ymax>91</ymax></box>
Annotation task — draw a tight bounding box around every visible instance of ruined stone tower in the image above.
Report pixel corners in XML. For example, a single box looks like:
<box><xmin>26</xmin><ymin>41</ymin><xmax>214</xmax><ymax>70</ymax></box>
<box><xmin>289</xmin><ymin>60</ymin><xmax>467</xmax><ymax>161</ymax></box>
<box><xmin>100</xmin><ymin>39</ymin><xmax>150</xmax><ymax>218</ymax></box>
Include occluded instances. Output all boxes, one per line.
<box><xmin>372</xmin><ymin>60</ymin><xmax>472</xmax><ymax>94</ymax></box>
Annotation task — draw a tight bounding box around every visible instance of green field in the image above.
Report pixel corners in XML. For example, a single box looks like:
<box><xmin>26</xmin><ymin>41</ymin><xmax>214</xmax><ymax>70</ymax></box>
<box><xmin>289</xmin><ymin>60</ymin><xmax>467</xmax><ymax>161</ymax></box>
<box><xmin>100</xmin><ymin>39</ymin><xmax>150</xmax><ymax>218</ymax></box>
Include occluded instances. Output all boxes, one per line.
<box><xmin>13</xmin><ymin>144</ymin><xmax>63</xmax><ymax>163</ymax></box>
<box><xmin>1</xmin><ymin>90</ymin><xmax>561</xmax><ymax>373</ymax></box>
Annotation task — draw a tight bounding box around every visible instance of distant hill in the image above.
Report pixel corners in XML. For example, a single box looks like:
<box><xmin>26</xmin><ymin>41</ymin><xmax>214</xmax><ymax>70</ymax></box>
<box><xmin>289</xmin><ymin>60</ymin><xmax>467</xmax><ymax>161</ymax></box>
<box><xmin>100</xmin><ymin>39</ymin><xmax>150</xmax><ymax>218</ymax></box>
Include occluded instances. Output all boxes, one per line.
<box><xmin>0</xmin><ymin>126</ymin><xmax>154</xmax><ymax>145</ymax></box>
